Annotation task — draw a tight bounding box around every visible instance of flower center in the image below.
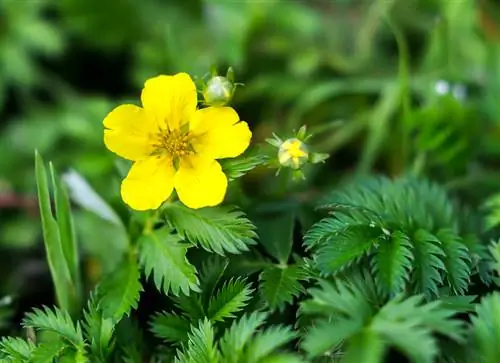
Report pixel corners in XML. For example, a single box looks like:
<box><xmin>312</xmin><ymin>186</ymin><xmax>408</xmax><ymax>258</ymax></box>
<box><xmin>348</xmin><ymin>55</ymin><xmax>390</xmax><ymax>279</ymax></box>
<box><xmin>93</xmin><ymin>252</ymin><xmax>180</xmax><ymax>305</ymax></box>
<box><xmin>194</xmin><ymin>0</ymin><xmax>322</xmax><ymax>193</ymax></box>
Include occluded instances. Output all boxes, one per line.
<box><xmin>152</xmin><ymin>129</ymin><xmax>193</xmax><ymax>159</ymax></box>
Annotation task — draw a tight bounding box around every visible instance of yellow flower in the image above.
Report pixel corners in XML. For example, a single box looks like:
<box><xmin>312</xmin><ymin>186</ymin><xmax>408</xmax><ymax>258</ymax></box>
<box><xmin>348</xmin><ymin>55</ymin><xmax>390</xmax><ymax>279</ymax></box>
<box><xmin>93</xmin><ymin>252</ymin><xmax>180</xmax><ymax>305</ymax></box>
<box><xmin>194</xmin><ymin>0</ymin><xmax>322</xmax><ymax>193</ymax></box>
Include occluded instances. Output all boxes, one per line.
<box><xmin>103</xmin><ymin>73</ymin><xmax>252</xmax><ymax>210</ymax></box>
<box><xmin>278</xmin><ymin>138</ymin><xmax>309</xmax><ymax>170</ymax></box>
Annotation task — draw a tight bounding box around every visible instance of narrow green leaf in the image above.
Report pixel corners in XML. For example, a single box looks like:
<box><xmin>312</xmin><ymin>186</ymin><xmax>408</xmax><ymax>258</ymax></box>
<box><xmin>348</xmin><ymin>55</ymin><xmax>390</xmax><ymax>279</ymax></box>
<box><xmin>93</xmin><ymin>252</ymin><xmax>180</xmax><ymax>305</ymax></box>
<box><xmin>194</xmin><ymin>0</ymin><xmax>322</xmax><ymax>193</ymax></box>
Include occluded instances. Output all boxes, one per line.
<box><xmin>98</xmin><ymin>254</ymin><xmax>143</xmax><ymax>322</ymax></box>
<box><xmin>163</xmin><ymin>203</ymin><xmax>256</xmax><ymax>255</ymax></box>
<box><xmin>138</xmin><ymin>227</ymin><xmax>199</xmax><ymax>296</ymax></box>
<box><xmin>34</xmin><ymin>150</ymin><xmax>73</xmax><ymax>312</ymax></box>
<box><xmin>50</xmin><ymin>163</ymin><xmax>81</xmax><ymax>309</ymax></box>
<box><xmin>358</xmin><ymin>82</ymin><xmax>401</xmax><ymax>173</ymax></box>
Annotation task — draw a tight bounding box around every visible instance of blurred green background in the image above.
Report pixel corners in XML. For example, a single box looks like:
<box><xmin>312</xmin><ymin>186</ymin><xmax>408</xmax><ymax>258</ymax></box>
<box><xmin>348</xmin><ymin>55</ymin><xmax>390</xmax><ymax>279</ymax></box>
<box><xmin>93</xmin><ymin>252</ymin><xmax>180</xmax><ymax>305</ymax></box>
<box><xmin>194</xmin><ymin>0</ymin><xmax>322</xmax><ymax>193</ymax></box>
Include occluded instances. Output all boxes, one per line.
<box><xmin>1</xmin><ymin>0</ymin><xmax>500</xmax><ymax>332</ymax></box>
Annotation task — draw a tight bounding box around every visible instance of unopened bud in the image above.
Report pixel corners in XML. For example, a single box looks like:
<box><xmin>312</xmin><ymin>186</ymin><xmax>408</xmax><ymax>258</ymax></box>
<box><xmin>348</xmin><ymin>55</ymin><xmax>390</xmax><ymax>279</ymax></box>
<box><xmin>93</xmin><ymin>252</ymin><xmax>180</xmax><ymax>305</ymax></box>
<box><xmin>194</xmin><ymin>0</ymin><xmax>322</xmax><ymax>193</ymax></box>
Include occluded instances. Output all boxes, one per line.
<box><xmin>202</xmin><ymin>76</ymin><xmax>235</xmax><ymax>106</ymax></box>
<box><xmin>278</xmin><ymin>138</ymin><xmax>309</xmax><ymax>170</ymax></box>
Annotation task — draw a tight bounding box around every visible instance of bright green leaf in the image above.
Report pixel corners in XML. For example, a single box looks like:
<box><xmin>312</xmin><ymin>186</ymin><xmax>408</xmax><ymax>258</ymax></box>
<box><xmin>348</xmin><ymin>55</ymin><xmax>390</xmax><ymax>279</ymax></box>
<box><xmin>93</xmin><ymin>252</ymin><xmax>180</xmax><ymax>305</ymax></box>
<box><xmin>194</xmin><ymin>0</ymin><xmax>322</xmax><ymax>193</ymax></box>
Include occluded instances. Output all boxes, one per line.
<box><xmin>138</xmin><ymin>227</ymin><xmax>199</xmax><ymax>296</ymax></box>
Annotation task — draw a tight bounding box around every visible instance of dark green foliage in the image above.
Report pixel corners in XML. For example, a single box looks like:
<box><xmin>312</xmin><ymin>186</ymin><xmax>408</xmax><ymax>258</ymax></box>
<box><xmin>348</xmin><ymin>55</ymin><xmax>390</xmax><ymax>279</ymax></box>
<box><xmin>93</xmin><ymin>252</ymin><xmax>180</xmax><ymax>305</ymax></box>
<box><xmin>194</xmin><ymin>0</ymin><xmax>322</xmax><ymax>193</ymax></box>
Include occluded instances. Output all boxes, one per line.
<box><xmin>306</xmin><ymin>176</ymin><xmax>480</xmax><ymax>297</ymax></box>
<box><xmin>82</xmin><ymin>294</ymin><xmax>115</xmax><ymax>361</ymax></box>
<box><xmin>150</xmin><ymin>312</ymin><xmax>192</xmax><ymax>345</ymax></box>
<box><xmin>300</xmin><ymin>273</ymin><xmax>465</xmax><ymax>362</ymax></box>
<box><xmin>469</xmin><ymin>292</ymin><xmax>500</xmax><ymax>363</ymax></box>
<box><xmin>371</xmin><ymin>231</ymin><xmax>413</xmax><ymax>294</ymax></box>
<box><xmin>97</xmin><ymin>255</ymin><xmax>142</xmax><ymax>322</ymax></box>
<box><xmin>260</xmin><ymin>264</ymin><xmax>308</xmax><ymax>311</ymax></box>
<box><xmin>3</xmin><ymin>1</ymin><xmax>500</xmax><ymax>363</ymax></box>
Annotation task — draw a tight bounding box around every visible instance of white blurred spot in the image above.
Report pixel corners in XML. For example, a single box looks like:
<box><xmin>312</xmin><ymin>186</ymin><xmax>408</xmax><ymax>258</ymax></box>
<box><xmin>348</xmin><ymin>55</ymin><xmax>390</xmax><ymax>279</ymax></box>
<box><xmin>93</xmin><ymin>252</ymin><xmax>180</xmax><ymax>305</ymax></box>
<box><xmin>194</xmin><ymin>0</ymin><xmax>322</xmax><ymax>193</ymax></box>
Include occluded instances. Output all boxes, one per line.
<box><xmin>435</xmin><ymin>80</ymin><xmax>450</xmax><ymax>95</ymax></box>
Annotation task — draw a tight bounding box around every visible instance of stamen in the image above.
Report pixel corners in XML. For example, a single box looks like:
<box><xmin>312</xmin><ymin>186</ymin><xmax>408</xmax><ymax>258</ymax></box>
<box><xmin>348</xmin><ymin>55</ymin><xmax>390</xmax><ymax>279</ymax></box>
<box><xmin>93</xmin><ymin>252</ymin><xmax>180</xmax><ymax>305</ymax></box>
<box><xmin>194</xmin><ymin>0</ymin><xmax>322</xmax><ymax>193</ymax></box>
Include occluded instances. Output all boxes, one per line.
<box><xmin>151</xmin><ymin>129</ymin><xmax>194</xmax><ymax>160</ymax></box>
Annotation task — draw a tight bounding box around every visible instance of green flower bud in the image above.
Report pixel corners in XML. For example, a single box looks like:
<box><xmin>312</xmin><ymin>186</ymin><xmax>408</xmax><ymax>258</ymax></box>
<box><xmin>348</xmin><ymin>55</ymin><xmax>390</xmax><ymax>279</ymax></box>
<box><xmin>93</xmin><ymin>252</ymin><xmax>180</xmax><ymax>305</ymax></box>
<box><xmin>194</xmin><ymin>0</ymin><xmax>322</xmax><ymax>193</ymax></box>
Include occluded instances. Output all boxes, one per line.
<box><xmin>202</xmin><ymin>75</ymin><xmax>235</xmax><ymax>106</ymax></box>
<box><xmin>278</xmin><ymin>138</ymin><xmax>309</xmax><ymax>170</ymax></box>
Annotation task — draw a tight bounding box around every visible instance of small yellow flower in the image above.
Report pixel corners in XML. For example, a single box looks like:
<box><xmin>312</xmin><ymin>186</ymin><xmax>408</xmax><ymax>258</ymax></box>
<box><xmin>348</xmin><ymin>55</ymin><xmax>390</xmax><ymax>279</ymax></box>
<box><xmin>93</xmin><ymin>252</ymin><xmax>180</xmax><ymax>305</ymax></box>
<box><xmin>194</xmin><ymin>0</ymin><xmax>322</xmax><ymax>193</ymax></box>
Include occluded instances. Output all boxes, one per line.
<box><xmin>103</xmin><ymin>73</ymin><xmax>252</xmax><ymax>210</ymax></box>
<box><xmin>278</xmin><ymin>138</ymin><xmax>309</xmax><ymax>170</ymax></box>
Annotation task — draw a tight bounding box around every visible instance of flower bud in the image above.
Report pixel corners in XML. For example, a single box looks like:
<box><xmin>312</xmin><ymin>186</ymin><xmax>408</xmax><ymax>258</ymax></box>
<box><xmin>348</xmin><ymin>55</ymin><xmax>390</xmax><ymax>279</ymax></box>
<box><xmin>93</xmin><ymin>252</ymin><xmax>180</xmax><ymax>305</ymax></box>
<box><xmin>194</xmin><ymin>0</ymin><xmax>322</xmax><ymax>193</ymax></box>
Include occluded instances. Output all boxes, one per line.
<box><xmin>202</xmin><ymin>75</ymin><xmax>235</xmax><ymax>106</ymax></box>
<box><xmin>278</xmin><ymin>138</ymin><xmax>309</xmax><ymax>170</ymax></box>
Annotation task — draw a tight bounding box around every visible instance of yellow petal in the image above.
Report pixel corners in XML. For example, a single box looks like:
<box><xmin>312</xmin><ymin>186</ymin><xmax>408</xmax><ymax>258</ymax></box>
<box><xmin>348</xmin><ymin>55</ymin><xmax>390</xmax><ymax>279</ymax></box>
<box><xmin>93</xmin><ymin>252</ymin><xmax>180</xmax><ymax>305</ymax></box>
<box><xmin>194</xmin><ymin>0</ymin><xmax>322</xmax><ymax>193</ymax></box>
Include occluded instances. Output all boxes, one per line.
<box><xmin>121</xmin><ymin>156</ymin><xmax>175</xmax><ymax>210</ymax></box>
<box><xmin>141</xmin><ymin>73</ymin><xmax>197</xmax><ymax>131</ymax></box>
<box><xmin>190</xmin><ymin>106</ymin><xmax>251</xmax><ymax>159</ymax></box>
<box><xmin>174</xmin><ymin>154</ymin><xmax>228</xmax><ymax>209</ymax></box>
<box><xmin>103</xmin><ymin>104</ymin><xmax>156</xmax><ymax>160</ymax></box>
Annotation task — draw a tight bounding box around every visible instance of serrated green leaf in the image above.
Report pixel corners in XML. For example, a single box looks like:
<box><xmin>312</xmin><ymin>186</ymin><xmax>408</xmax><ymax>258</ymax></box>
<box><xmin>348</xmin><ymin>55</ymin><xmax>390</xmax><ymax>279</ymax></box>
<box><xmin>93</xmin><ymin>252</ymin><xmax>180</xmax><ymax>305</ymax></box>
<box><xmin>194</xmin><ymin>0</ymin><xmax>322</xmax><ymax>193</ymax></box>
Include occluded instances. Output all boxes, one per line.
<box><xmin>0</xmin><ymin>337</ymin><xmax>35</xmax><ymax>361</ymax></box>
<box><xmin>83</xmin><ymin>293</ymin><xmax>115</xmax><ymax>361</ymax></box>
<box><xmin>371</xmin><ymin>295</ymin><xmax>464</xmax><ymax>363</ymax></box>
<box><xmin>314</xmin><ymin>226</ymin><xmax>380</xmax><ymax>275</ymax></box>
<box><xmin>199</xmin><ymin>255</ymin><xmax>230</xmax><ymax>308</ymax></box>
<box><xmin>219</xmin><ymin>312</ymin><xmax>268</xmax><ymax>362</ymax></box>
<box><xmin>150</xmin><ymin>312</ymin><xmax>191</xmax><ymax>344</ymax></box>
<box><xmin>300</xmin><ymin>277</ymin><xmax>374</xmax><ymax>321</ymax></box>
<box><xmin>174</xmin><ymin>319</ymin><xmax>219</xmax><ymax>363</ymax></box>
<box><xmin>372</xmin><ymin>231</ymin><xmax>413</xmax><ymax>294</ymax></box>
<box><xmin>31</xmin><ymin>338</ymin><xmax>67</xmax><ymax>363</ymax></box>
<box><xmin>98</xmin><ymin>254</ymin><xmax>142</xmax><ymax>322</ymax></box>
<box><xmin>260</xmin><ymin>264</ymin><xmax>308</xmax><ymax>311</ymax></box>
<box><xmin>138</xmin><ymin>227</ymin><xmax>199</xmax><ymax>296</ymax></box>
<box><xmin>23</xmin><ymin>306</ymin><xmax>85</xmax><ymax>353</ymax></box>
<box><xmin>163</xmin><ymin>203</ymin><xmax>256</xmax><ymax>255</ymax></box>
<box><xmin>35</xmin><ymin>151</ymin><xmax>73</xmax><ymax>312</ymax></box>
<box><xmin>302</xmin><ymin>318</ymin><xmax>363</xmax><ymax>358</ymax></box>
<box><xmin>437</xmin><ymin>229</ymin><xmax>471</xmax><ymax>294</ymax></box>
<box><xmin>412</xmin><ymin>229</ymin><xmax>446</xmax><ymax>298</ymax></box>
<box><xmin>245</xmin><ymin>325</ymin><xmax>297</xmax><ymax>362</ymax></box>
<box><xmin>470</xmin><ymin>292</ymin><xmax>500</xmax><ymax>363</ymax></box>
<box><xmin>207</xmin><ymin>278</ymin><xmax>253</xmax><ymax>322</ymax></box>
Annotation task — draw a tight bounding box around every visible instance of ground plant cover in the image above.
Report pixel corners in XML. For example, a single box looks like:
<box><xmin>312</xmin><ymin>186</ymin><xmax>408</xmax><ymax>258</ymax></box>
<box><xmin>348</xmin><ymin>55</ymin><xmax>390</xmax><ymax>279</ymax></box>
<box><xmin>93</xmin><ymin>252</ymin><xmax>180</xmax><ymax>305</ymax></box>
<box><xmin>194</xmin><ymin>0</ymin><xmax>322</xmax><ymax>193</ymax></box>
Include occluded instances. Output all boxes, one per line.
<box><xmin>1</xmin><ymin>0</ymin><xmax>500</xmax><ymax>362</ymax></box>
